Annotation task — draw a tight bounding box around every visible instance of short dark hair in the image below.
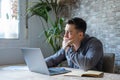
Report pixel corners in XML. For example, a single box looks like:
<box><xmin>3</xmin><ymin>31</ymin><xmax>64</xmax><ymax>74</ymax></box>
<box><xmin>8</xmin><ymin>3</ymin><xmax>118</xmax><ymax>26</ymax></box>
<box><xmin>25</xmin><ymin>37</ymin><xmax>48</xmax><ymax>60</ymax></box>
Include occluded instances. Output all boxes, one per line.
<box><xmin>67</xmin><ymin>17</ymin><xmax>87</xmax><ymax>33</ymax></box>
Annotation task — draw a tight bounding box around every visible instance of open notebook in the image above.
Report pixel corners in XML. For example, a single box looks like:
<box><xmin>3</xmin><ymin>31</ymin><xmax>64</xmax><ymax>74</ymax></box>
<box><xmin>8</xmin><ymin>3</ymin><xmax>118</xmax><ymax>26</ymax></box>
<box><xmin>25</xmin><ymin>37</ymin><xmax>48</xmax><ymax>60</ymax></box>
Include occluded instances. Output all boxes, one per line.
<box><xmin>64</xmin><ymin>70</ymin><xmax>104</xmax><ymax>78</ymax></box>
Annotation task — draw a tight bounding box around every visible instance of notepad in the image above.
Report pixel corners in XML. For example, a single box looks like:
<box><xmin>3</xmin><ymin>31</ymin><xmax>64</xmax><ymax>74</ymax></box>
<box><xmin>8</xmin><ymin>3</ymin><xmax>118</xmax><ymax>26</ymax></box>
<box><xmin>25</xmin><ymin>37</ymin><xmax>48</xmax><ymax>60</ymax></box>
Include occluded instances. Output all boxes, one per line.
<box><xmin>64</xmin><ymin>70</ymin><xmax>104</xmax><ymax>78</ymax></box>
<box><xmin>81</xmin><ymin>70</ymin><xmax>104</xmax><ymax>77</ymax></box>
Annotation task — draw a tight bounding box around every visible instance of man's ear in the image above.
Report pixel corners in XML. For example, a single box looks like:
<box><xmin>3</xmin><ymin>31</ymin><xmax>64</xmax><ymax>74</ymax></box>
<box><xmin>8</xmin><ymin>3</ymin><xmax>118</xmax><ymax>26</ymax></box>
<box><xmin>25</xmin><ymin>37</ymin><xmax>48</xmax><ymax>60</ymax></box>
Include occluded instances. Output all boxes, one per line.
<box><xmin>79</xmin><ymin>32</ymin><xmax>83</xmax><ymax>37</ymax></box>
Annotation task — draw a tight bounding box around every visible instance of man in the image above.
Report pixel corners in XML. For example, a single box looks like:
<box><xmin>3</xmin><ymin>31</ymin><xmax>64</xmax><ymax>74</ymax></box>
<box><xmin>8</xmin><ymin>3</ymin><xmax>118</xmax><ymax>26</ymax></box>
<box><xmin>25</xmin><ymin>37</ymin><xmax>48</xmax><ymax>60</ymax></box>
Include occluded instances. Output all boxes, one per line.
<box><xmin>45</xmin><ymin>17</ymin><xmax>103</xmax><ymax>71</ymax></box>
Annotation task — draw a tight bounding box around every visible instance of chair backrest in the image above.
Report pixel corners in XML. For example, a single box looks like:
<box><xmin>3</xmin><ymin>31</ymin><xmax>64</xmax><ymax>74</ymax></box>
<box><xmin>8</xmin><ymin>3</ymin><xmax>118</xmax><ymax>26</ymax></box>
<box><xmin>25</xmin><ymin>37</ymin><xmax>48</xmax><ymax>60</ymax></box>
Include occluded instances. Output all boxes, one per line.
<box><xmin>103</xmin><ymin>53</ymin><xmax>115</xmax><ymax>73</ymax></box>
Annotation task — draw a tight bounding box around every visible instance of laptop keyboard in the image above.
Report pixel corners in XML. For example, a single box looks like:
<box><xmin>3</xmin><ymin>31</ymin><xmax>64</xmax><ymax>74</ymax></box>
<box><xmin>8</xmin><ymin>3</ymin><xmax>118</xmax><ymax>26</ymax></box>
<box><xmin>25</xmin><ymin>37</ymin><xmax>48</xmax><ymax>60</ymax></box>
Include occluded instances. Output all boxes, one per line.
<box><xmin>48</xmin><ymin>67</ymin><xmax>71</xmax><ymax>75</ymax></box>
<box><xmin>48</xmin><ymin>67</ymin><xmax>65</xmax><ymax>72</ymax></box>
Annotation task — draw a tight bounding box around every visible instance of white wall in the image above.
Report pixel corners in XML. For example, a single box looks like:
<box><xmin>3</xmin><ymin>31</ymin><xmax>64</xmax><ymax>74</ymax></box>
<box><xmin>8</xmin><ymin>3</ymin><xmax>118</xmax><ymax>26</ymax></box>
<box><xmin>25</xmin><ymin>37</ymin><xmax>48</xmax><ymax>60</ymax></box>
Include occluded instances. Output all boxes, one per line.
<box><xmin>0</xmin><ymin>48</ymin><xmax>25</xmax><ymax>65</ymax></box>
<box><xmin>28</xmin><ymin>15</ymin><xmax>53</xmax><ymax>57</ymax></box>
<box><xmin>27</xmin><ymin>0</ymin><xmax>53</xmax><ymax>57</ymax></box>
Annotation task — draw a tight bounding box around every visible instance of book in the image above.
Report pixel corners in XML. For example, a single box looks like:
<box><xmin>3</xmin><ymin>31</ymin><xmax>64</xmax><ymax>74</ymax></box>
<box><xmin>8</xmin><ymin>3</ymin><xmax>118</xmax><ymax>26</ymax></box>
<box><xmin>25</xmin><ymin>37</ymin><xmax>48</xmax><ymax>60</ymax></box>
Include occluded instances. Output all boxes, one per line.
<box><xmin>81</xmin><ymin>70</ymin><xmax>104</xmax><ymax>77</ymax></box>
<box><xmin>64</xmin><ymin>70</ymin><xmax>104</xmax><ymax>78</ymax></box>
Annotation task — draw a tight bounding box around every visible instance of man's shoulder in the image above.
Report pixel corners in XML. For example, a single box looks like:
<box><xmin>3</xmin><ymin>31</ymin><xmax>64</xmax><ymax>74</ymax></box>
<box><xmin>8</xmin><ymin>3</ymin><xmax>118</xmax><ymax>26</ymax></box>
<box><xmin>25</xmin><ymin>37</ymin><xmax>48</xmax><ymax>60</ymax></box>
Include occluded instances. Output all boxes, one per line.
<box><xmin>90</xmin><ymin>36</ymin><xmax>101</xmax><ymax>42</ymax></box>
<box><xmin>81</xmin><ymin>34</ymin><xmax>103</xmax><ymax>48</ymax></box>
<box><xmin>88</xmin><ymin>36</ymin><xmax>103</xmax><ymax>47</ymax></box>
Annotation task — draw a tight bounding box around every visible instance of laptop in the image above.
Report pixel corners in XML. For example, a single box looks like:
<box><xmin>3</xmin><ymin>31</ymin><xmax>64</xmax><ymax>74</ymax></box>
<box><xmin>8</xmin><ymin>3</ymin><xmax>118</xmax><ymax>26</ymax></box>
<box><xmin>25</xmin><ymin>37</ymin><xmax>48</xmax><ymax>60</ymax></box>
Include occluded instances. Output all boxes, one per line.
<box><xmin>21</xmin><ymin>48</ymin><xmax>71</xmax><ymax>75</ymax></box>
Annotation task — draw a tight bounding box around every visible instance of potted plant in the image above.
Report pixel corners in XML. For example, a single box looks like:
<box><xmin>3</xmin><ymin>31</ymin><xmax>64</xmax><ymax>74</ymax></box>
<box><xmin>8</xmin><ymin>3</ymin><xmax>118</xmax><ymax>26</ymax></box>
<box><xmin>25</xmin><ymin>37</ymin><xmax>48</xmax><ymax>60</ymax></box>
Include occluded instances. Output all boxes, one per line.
<box><xmin>27</xmin><ymin>0</ymin><xmax>66</xmax><ymax>52</ymax></box>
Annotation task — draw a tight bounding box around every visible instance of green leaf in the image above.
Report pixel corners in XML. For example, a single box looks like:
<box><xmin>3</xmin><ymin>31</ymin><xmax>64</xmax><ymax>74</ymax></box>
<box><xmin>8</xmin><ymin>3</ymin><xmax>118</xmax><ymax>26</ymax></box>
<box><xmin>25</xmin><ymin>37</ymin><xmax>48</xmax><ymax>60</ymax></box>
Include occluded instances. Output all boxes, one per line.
<box><xmin>27</xmin><ymin>0</ymin><xmax>65</xmax><ymax>52</ymax></box>
<box><xmin>28</xmin><ymin>2</ymin><xmax>51</xmax><ymax>22</ymax></box>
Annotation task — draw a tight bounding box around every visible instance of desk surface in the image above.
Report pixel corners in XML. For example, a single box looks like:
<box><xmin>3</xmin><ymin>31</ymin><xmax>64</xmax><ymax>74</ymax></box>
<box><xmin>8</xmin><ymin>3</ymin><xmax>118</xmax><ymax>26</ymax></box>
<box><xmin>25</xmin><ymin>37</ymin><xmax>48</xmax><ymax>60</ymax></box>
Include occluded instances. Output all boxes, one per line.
<box><xmin>0</xmin><ymin>65</ymin><xmax>120</xmax><ymax>80</ymax></box>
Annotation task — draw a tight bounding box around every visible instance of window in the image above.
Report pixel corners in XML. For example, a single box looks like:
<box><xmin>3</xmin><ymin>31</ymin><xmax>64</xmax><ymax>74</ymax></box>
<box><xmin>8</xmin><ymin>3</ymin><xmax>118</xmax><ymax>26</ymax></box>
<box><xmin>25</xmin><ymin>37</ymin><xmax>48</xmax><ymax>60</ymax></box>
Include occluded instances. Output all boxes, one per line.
<box><xmin>0</xmin><ymin>0</ymin><xmax>19</xmax><ymax>39</ymax></box>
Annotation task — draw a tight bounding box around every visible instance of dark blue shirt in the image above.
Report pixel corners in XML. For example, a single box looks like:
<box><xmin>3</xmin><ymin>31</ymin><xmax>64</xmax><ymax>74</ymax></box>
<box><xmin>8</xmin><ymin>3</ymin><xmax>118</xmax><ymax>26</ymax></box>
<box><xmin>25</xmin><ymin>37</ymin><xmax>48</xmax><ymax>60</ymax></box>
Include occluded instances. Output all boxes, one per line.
<box><xmin>45</xmin><ymin>34</ymin><xmax>103</xmax><ymax>71</ymax></box>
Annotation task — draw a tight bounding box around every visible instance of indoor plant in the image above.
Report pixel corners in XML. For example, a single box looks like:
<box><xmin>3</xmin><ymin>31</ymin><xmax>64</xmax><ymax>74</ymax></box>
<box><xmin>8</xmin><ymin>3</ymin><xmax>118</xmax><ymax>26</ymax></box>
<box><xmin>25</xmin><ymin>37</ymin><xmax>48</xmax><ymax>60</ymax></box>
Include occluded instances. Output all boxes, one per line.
<box><xmin>27</xmin><ymin>0</ymin><xmax>65</xmax><ymax>52</ymax></box>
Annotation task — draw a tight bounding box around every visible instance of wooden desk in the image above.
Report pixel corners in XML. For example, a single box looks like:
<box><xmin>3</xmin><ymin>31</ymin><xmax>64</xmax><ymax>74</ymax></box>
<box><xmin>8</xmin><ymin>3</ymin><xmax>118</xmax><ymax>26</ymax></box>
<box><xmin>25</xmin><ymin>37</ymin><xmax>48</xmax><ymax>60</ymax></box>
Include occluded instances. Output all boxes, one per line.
<box><xmin>0</xmin><ymin>65</ymin><xmax>120</xmax><ymax>80</ymax></box>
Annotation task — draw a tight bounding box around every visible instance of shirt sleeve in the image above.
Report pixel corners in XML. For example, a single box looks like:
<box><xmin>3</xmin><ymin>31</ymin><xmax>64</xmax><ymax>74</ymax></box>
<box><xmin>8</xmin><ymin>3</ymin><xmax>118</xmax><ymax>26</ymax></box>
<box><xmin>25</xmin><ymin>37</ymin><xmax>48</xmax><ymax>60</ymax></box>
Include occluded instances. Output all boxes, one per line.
<box><xmin>69</xmin><ymin>40</ymin><xmax>103</xmax><ymax>70</ymax></box>
<box><xmin>45</xmin><ymin>48</ymin><xmax>66</xmax><ymax>67</ymax></box>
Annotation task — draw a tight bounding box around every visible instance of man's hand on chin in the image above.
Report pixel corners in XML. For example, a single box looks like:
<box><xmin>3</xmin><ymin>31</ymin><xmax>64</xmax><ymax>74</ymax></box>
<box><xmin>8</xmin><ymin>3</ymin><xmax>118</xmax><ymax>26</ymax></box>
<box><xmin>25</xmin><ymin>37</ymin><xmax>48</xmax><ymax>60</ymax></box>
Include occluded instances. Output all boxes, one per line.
<box><xmin>62</xmin><ymin>37</ymin><xmax>73</xmax><ymax>50</ymax></box>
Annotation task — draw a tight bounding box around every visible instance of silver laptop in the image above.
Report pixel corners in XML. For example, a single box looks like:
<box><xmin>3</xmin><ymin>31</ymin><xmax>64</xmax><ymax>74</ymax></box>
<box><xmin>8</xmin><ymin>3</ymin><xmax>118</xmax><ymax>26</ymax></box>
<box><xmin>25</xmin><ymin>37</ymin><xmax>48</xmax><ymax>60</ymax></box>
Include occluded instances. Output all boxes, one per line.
<box><xmin>21</xmin><ymin>48</ymin><xmax>71</xmax><ymax>75</ymax></box>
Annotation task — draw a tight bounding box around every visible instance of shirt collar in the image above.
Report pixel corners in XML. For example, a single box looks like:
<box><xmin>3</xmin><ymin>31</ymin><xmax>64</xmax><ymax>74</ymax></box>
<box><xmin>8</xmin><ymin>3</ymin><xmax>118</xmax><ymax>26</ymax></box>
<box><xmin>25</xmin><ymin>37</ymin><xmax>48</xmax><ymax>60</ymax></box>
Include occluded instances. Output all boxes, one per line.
<box><xmin>80</xmin><ymin>34</ymin><xmax>90</xmax><ymax>47</ymax></box>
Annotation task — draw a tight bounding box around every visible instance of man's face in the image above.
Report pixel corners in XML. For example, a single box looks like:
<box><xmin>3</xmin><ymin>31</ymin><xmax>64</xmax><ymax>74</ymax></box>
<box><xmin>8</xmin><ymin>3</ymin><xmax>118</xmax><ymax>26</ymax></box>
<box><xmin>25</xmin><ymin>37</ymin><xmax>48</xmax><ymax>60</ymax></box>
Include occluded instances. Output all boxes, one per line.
<box><xmin>64</xmin><ymin>24</ymin><xmax>83</xmax><ymax>43</ymax></box>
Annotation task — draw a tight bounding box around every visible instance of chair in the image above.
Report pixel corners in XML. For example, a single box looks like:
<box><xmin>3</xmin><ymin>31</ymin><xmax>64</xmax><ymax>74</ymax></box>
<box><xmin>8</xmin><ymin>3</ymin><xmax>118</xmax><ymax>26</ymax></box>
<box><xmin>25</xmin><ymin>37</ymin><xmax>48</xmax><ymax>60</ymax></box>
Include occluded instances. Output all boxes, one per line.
<box><xmin>103</xmin><ymin>53</ymin><xmax>115</xmax><ymax>73</ymax></box>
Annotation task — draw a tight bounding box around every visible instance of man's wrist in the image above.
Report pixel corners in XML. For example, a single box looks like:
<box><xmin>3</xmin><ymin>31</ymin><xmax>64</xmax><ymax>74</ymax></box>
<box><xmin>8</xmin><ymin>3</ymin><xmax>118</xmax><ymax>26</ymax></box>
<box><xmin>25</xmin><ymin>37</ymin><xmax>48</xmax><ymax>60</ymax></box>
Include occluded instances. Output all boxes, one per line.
<box><xmin>62</xmin><ymin>46</ymin><xmax>70</xmax><ymax>52</ymax></box>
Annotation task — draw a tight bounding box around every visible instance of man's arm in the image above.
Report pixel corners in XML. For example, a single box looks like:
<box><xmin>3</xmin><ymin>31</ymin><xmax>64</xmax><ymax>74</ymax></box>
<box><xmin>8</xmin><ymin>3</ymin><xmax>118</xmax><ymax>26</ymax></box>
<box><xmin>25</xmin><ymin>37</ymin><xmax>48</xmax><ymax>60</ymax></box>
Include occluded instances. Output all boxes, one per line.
<box><xmin>68</xmin><ymin>40</ymin><xmax>103</xmax><ymax>70</ymax></box>
<box><xmin>45</xmin><ymin>49</ymin><xmax>66</xmax><ymax>67</ymax></box>
<box><xmin>45</xmin><ymin>36</ymin><xmax>72</xmax><ymax>67</ymax></box>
